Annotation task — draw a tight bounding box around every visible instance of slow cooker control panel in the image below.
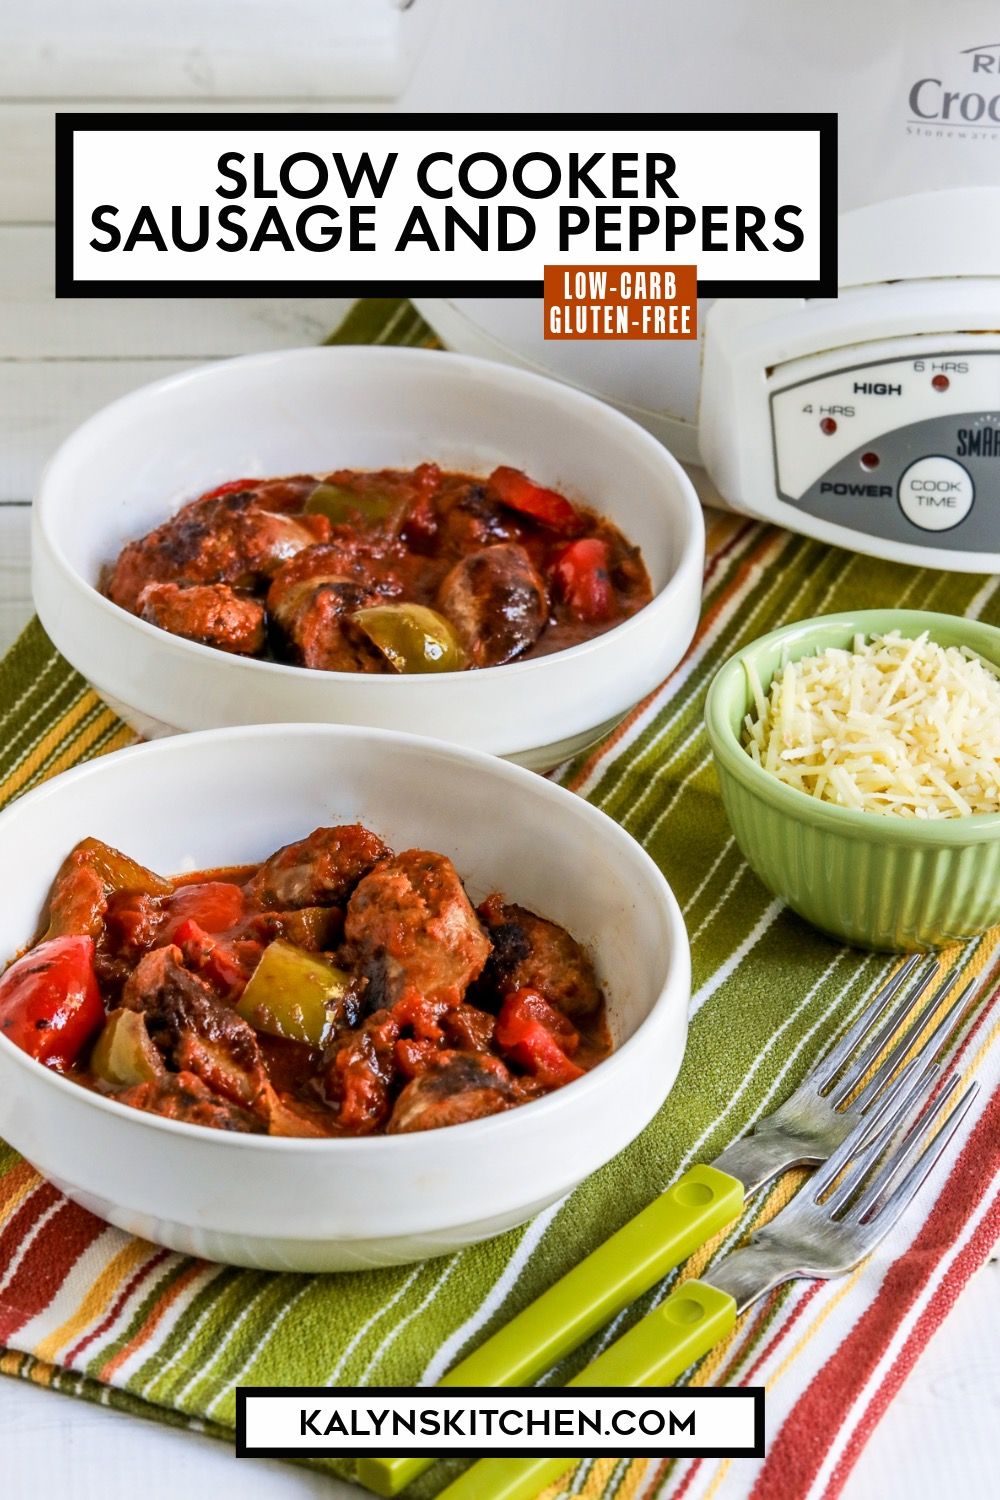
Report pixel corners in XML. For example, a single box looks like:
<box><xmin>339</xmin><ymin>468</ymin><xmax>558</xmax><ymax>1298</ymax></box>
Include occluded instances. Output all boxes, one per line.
<box><xmin>770</xmin><ymin>350</ymin><xmax>1000</xmax><ymax>549</ymax></box>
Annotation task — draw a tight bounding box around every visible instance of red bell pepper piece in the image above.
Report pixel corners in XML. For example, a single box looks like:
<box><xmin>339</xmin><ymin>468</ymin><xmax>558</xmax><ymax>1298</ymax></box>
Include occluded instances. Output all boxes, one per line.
<box><xmin>488</xmin><ymin>466</ymin><xmax>583</xmax><ymax>534</ymax></box>
<box><xmin>495</xmin><ymin>988</ymin><xmax>584</xmax><ymax>1088</ymax></box>
<box><xmin>161</xmin><ymin>881</ymin><xmax>244</xmax><ymax>941</ymax></box>
<box><xmin>551</xmin><ymin>537</ymin><xmax>616</xmax><ymax>623</ymax></box>
<box><xmin>0</xmin><ymin>935</ymin><xmax>104</xmax><ymax>1070</ymax></box>
<box><xmin>199</xmin><ymin>477</ymin><xmax>260</xmax><ymax>502</ymax></box>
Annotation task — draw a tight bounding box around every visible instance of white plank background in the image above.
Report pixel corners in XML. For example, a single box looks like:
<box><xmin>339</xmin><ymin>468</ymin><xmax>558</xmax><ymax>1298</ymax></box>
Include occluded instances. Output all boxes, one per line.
<box><xmin>0</xmin><ymin>1</ymin><xmax>997</xmax><ymax>1495</ymax></box>
<box><xmin>0</xmin><ymin>0</ymin><xmax>430</xmax><ymax>101</ymax></box>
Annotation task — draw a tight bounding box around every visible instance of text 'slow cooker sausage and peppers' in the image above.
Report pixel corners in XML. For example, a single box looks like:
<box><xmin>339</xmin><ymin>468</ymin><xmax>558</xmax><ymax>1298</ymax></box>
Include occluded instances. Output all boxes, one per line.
<box><xmin>0</xmin><ymin>830</ymin><xmax>611</xmax><ymax>1136</ymax></box>
<box><xmin>102</xmin><ymin>465</ymin><xmax>652</xmax><ymax>671</ymax></box>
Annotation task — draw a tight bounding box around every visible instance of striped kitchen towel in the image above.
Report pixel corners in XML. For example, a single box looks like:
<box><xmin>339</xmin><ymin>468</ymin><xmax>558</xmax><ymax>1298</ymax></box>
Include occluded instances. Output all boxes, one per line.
<box><xmin>0</xmin><ymin>298</ymin><xmax>999</xmax><ymax>1500</ymax></box>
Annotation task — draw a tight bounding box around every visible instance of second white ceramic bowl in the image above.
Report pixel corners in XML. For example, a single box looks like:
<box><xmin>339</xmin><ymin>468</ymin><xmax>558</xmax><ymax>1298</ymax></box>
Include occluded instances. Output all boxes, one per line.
<box><xmin>33</xmin><ymin>346</ymin><xmax>704</xmax><ymax>770</ymax></box>
<box><xmin>0</xmin><ymin>725</ymin><xmax>689</xmax><ymax>1271</ymax></box>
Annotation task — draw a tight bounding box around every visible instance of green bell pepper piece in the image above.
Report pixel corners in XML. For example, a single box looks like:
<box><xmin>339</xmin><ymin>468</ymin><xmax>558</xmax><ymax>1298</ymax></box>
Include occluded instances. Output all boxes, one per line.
<box><xmin>304</xmin><ymin>483</ymin><xmax>402</xmax><ymax>527</ymax></box>
<box><xmin>90</xmin><ymin>1009</ymin><xmax>164</xmax><ymax>1087</ymax></box>
<box><xmin>351</xmin><ymin>603</ymin><xmax>468</xmax><ymax>674</ymax></box>
<box><xmin>235</xmin><ymin>939</ymin><xmax>350</xmax><ymax>1047</ymax></box>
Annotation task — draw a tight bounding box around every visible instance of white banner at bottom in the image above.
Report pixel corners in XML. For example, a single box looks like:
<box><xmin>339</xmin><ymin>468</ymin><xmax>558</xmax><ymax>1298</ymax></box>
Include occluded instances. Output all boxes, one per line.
<box><xmin>236</xmin><ymin>1387</ymin><xmax>764</xmax><ymax>1459</ymax></box>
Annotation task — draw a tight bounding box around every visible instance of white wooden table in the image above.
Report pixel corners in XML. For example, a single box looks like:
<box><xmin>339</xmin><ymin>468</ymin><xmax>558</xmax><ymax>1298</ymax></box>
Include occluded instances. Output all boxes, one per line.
<box><xmin>0</xmin><ymin>0</ymin><xmax>997</xmax><ymax>1494</ymax></box>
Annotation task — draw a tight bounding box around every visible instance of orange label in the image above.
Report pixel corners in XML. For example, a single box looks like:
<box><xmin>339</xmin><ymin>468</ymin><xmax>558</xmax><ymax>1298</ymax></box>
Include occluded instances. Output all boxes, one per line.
<box><xmin>543</xmin><ymin>264</ymin><xmax>697</xmax><ymax>340</ymax></box>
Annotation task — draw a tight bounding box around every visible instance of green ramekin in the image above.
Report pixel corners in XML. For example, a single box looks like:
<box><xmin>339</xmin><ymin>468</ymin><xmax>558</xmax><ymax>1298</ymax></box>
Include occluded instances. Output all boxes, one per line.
<box><xmin>704</xmin><ymin>609</ymin><xmax>1000</xmax><ymax>952</ymax></box>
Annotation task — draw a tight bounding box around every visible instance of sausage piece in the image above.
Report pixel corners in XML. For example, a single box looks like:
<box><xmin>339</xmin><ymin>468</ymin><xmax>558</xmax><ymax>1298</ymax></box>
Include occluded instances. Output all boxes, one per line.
<box><xmin>121</xmin><ymin>947</ymin><xmax>344</xmax><ymax>1135</ymax></box>
<box><xmin>137</xmin><ymin>581</ymin><xmax>266</xmax><ymax>655</ymax></box>
<box><xmin>437</xmin><ymin>543</ymin><xmax>548</xmax><ymax>667</ymax></box>
<box><xmin>344</xmin><ymin>850</ymin><xmax>491</xmax><ymax>1007</ymax></box>
<box><xmin>245</xmin><ymin>825</ymin><xmax>391</xmax><ymax>911</ymax></box>
<box><xmin>474</xmin><ymin>898</ymin><xmax>602</xmax><ymax>1022</ymax></box>
<box><xmin>323</xmin><ymin>1009</ymin><xmax>400</xmax><ymax>1133</ymax></box>
<box><xmin>278</xmin><ymin>581</ymin><xmax>387</xmax><ymax>671</ymax></box>
<box><xmin>105</xmin><ymin>491</ymin><xmax>329</xmax><ymax>612</ymax></box>
<box><xmin>267</xmin><ymin>539</ymin><xmax>402</xmax><ymax>670</ymax></box>
<box><xmin>435</xmin><ymin>482</ymin><xmax>518</xmax><ymax>552</ymax></box>
<box><xmin>386</xmin><ymin>1051</ymin><xmax>516</xmax><ymax>1133</ymax></box>
<box><xmin>121</xmin><ymin>944</ymin><xmax>270</xmax><ymax>1113</ymax></box>
<box><xmin>113</xmin><ymin>1072</ymin><xmax>263</xmax><ymax>1132</ymax></box>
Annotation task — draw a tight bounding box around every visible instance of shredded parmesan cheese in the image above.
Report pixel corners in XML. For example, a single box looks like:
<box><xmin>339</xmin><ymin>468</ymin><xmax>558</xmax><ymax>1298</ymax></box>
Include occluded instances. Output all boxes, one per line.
<box><xmin>741</xmin><ymin>631</ymin><xmax>1000</xmax><ymax>819</ymax></box>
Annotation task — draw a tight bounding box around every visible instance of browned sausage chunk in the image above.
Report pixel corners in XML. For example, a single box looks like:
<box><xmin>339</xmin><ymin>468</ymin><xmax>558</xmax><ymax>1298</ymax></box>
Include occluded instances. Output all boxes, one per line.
<box><xmin>105</xmin><ymin>491</ymin><xmax>329</xmax><ymax>612</ymax></box>
<box><xmin>344</xmin><ymin>850</ymin><xmax>491</xmax><ymax>1007</ymax></box>
<box><xmin>137</xmin><ymin>581</ymin><xmax>267</xmax><ymax>655</ymax></box>
<box><xmin>386</xmin><ymin>1051</ymin><xmax>516</xmax><ymax>1133</ymax></box>
<box><xmin>278</xmin><ymin>580</ymin><xmax>386</xmax><ymax>670</ymax></box>
<box><xmin>475</xmin><ymin>899</ymin><xmax>601</xmax><ymax>1021</ymax></box>
<box><xmin>267</xmin><ymin>538</ymin><xmax>402</xmax><ymax>670</ymax></box>
<box><xmin>245</xmin><ymin>825</ymin><xmax>391</xmax><ymax>911</ymax></box>
<box><xmin>267</xmin><ymin>536</ymin><xmax>400</xmax><ymax>622</ymax></box>
<box><xmin>435</xmin><ymin>482</ymin><xmax>518</xmax><ymax>552</ymax></box>
<box><xmin>121</xmin><ymin>944</ymin><xmax>270</xmax><ymax>1113</ymax></box>
<box><xmin>323</xmin><ymin>1009</ymin><xmax>400</xmax><ymax>1134</ymax></box>
<box><xmin>113</xmin><ymin>1072</ymin><xmax>263</xmax><ymax>1132</ymax></box>
<box><xmin>437</xmin><ymin>543</ymin><xmax>548</xmax><ymax>667</ymax></box>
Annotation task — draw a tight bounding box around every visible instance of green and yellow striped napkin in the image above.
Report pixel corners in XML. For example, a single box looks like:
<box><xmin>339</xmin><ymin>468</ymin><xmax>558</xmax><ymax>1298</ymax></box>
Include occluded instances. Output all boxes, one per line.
<box><xmin>1</xmin><ymin>300</ymin><xmax>999</xmax><ymax>1500</ymax></box>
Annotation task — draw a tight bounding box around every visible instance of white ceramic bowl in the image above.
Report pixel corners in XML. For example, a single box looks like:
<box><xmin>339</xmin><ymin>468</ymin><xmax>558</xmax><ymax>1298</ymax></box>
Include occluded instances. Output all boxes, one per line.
<box><xmin>0</xmin><ymin>725</ymin><xmax>689</xmax><ymax>1271</ymax></box>
<box><xmin>32</xmin><ymin>346</ymin><xmax>704</xmax><ymax>770</ymax></box>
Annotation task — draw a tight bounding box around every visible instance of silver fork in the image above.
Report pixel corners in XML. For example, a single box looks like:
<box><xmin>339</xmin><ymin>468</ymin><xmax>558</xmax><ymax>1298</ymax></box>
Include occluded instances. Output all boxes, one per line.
<box><xmin>712</xmin><ymin>953</ymin><xmax>976</xmax><ymax>1193</ymax></box>
<box><xmin>361</xmin><ymin>957</ymin><xmax>981</xmax><ymax>1497</ymax></box>
<box><xmin>432</xmin><ymin>1064</ymin><xmax>979</xmax><ymax>1500</ymax></box>
<box><xmin>711</xmin><ymin>1066</ymin><xmax>976</xmax><ymax>1305</ymax></box>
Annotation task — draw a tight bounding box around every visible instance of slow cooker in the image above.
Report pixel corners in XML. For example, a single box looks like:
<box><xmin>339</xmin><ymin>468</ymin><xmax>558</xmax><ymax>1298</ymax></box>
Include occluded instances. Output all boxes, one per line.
<box><xmin>417</xmin><ymin>0</ymin><xmax>1000</xmax><ymax>572</ymax></box>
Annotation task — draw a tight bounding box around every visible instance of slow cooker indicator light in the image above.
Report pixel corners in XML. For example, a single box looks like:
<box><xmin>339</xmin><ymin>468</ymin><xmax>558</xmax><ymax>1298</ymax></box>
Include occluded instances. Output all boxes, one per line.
<box><xmin>820</xmin><ymin>417</ymin><xmax>837</xmax><ymax>435</ymax></box>
<box><xmin>860</xmin><ymin>451</ymin><xmax>880</xmax><ymax>470</ymax></box>
<box><xmin>931</xmin><ymin>374</ymin><xmax>950</xmax><ymax>393</ymax></box>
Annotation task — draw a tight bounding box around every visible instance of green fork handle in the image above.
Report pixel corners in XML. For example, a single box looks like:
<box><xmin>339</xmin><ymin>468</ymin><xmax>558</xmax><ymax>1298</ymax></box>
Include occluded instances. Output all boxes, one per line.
<box><xmin>357</xmin><ymin>1166</ymin><xmax>743</xmax><ymax>1496</ymax></box>
<box><xmin>423</xmin><ymin>1280</ymin><xmax>737</xmax><ymax>1500</ymax></box>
